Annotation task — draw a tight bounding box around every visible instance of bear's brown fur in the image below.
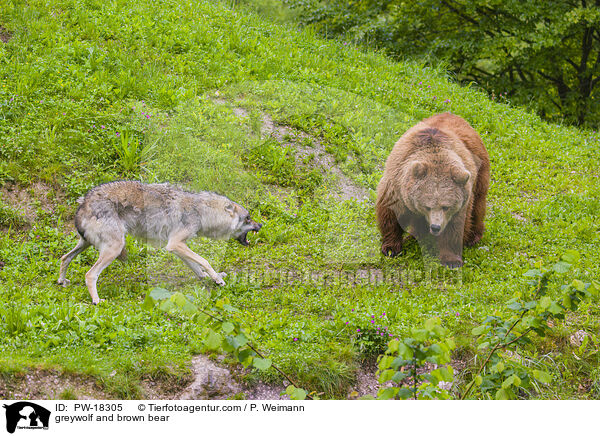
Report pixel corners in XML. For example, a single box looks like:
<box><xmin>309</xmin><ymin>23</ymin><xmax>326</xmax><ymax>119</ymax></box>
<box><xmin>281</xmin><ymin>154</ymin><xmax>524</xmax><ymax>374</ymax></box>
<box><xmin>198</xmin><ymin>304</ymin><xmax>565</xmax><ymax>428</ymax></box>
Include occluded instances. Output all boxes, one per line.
<box><xmin>376</xmin><ymin>112</ymin><xmax>490</xmax><ymax>267</ymax></box>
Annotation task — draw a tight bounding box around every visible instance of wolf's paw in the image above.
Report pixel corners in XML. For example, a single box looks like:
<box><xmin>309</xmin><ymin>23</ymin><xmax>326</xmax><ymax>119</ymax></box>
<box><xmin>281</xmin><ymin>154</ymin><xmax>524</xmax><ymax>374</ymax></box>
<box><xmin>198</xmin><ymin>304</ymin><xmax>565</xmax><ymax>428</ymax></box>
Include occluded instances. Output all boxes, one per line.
<box><xmin>92</xmin><ymin>298</ymin><xmax>105</xmax><ymax>305</ymax></box>
<box><xmin>214</xmin><ymin>276</ymin><xmax>226</xmax><ymax>286</ymax></box>
<box><xmin>57</xmin><ymin>278</ymin><xmax>70</xmax><ymax>287</ymax></box>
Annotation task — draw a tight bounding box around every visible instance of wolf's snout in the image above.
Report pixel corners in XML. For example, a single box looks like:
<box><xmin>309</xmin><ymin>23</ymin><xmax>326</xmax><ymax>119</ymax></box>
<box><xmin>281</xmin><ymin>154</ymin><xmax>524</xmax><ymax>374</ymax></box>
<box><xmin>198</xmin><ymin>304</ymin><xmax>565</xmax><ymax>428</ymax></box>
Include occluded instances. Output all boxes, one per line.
<box><xmin>430</xmin><ymin>224</ymin><xmax>441</xmax><ymax>235</ymax></box>
<box><xmin>236</xmin><ymin>221</ymin><xmax>262</xmax><ymax>247</ymax></box>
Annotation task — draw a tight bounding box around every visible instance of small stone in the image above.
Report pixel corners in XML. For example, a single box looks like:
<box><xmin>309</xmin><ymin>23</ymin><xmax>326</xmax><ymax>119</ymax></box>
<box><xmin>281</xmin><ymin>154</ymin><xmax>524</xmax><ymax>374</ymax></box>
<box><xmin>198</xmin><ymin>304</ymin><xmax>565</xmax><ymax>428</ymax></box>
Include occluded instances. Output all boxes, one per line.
<box><xmin>569</xmin><ymin>330</ymin><xmax>588</xmax><ymax>347</ymax></box>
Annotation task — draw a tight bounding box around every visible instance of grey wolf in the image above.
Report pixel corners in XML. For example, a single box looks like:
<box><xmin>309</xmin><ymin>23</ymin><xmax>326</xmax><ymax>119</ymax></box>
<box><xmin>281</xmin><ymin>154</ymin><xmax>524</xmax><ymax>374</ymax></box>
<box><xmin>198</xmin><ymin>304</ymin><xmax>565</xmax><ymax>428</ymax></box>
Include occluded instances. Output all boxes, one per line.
<box><xmin>58</xmin><ymin>181</ymin><xmax>262</xmax><ymax>304</ymax></box>
<box><xmin>376</xmin><ymin>112</ymin><xmax>490</xmax><ymax>267</ymax></box>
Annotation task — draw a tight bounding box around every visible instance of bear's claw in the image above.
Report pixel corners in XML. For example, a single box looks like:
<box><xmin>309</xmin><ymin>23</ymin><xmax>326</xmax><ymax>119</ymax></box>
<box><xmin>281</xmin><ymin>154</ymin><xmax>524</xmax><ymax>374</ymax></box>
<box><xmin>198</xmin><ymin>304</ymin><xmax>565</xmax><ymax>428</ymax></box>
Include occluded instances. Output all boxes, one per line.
<box><xmin>381</xmin><ymin>242</ymin><xmax>403</xmax><ymax>257</ymax></box>
<box><xmin>441</xmin><ymin>258</ymin><xmax>464</xmax><ymax>268</ymax></box>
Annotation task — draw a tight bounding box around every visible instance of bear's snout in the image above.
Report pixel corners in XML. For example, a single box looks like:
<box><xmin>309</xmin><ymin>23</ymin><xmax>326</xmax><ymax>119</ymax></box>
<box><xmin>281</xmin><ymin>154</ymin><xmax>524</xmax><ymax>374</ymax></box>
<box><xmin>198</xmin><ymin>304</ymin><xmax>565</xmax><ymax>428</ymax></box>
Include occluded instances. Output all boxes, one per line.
<box><xmin>430</xmin><ymin>224</ymin><xmax>442</xmax><ymax>235</ymax></box>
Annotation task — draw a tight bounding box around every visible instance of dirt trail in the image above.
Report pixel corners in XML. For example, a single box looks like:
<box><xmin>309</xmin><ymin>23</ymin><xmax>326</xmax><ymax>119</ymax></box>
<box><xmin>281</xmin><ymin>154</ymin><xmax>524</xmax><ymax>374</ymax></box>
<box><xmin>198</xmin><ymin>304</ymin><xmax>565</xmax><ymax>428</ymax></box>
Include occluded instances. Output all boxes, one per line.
<box><xmin>211</xmin><ymin>95</ymin><xmax>369</xmax><ymax>202</ymax></box>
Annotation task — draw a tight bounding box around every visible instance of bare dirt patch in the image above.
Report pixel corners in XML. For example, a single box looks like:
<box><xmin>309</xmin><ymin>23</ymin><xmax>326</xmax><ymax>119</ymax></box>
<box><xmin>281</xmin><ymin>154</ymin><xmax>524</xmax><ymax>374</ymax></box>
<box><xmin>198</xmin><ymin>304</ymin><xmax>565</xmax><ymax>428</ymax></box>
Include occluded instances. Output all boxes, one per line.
<box><xmin>569</xmin><ymin>329</ymin><xmax>589</xmax><ymax>347</ymax></box>
<box><xmin>1</xmin><ymin>357</ymin><xmax>287</xmax><ymax>400</ymax></box>
<box><xmin>139</xmin><ymin>355</ymin><xmax>288</xmax><ymax>400</ymax></box>
<box><xmin>0</xmin><ymin>370</ymin><xmax>108</xmax><ymax>400</ymax></box>
<box><xmin>511</xmin><ymin>211</ymin><xmax>527</xmax><ymax>222</ymax></box>
<box><xmin>0</xmin><ymin>182</ymin><xmax>66</xmax><ymax>226</ymax></box>
<box><xmin>0</xmin><ymin>182</ymin><xmax>55</xmax><ymax>223</ymax></box>
<box><xmin>0</xmin><ymin>26</ymin><xmax>12</xmax><ymax>43</ymax></box>
<box><xmin>1</xmin><ymin>355</ymin><xmax>469</xmax><ymax>400</ymax></box>
<box><xmin>262</xmin><ymin>112</ymin><xmax>369</xmax><ymax>202</ymax></box>
<box><xmin>174</xmin><ymin>355</ymin><xmax>287</xmax><ymax>400</ymax></box>
<box><xmin>350</xmin><ymin>359</ymin><xmax>383</xmax><ymax>398</ymax></box>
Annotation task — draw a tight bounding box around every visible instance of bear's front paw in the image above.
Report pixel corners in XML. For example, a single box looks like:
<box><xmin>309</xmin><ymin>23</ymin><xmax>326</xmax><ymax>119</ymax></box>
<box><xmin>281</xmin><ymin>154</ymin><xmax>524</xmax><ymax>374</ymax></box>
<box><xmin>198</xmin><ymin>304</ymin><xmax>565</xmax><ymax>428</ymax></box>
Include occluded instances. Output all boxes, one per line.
<box><xmin>440</xmin><ymin>256</ymin><xmax>463</xmax><ymax>268</ymax></box>
<box><xmin>381</xmin><ymin>241</ymin><xmax>403</xmax><ymax>257</ymax></box>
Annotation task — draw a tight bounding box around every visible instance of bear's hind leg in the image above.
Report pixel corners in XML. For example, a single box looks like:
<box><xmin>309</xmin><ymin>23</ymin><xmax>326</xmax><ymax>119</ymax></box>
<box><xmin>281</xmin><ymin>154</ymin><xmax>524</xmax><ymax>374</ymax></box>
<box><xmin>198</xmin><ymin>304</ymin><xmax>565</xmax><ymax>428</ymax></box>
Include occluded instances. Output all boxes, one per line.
<box><xmin>465</xmin><ymin>163</ymin><xmax>490</xmax><ymax>247</ymax></box>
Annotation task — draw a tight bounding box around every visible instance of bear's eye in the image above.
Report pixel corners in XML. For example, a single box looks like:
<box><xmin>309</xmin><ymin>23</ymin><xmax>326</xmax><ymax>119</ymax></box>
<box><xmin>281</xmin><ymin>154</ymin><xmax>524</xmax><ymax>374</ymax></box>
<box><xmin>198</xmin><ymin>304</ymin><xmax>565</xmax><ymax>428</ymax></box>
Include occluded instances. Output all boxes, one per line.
<box><xmin>425</xmin><ymin>206</ymin><xmax>431</xmax><ymax>212</ymax></box>
<box><xmin>442</xmin><ymin>206</ymin><xmax>450</xmax><ymax>212</ymax></box>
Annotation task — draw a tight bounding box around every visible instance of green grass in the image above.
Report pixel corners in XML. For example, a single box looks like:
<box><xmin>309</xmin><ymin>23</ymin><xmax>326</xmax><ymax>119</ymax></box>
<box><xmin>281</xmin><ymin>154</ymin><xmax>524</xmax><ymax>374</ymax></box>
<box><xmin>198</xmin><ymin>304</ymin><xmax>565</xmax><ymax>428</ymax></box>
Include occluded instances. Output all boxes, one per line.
<box><xmin>0</xmin><ymin>0</ymin><xmax>599</xmax><ymax>399</ymax></box>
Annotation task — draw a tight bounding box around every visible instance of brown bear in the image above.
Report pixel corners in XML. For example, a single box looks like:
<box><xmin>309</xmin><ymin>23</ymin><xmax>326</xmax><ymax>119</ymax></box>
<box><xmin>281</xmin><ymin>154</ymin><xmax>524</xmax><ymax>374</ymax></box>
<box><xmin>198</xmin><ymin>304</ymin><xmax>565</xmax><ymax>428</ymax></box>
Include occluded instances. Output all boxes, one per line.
<box><xmin>376</xmin><ymin>112</ymin><xmax>490</xmax><ymax>267</ymax></box>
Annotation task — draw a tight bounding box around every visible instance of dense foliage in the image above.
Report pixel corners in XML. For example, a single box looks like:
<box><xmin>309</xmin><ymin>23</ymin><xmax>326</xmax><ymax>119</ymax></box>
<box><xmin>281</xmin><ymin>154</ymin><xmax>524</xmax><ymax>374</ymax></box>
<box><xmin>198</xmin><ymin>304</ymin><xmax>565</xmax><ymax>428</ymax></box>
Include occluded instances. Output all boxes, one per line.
<box><xmin>288</xmin><ymin>0</ymin><xmax>600</xmax><ymax>127</ymax></box>
<box><xmin>375</xmin><ymin>251</ymin><xmax>599</xmax><ymax>400</ymax></box>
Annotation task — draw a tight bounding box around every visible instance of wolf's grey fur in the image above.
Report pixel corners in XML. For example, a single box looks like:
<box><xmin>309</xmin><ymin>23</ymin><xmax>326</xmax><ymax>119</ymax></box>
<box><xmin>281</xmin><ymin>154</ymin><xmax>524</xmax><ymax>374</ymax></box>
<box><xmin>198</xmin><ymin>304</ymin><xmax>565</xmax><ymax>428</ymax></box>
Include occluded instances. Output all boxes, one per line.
<box><xmin>58</xmin><ymin>181</ymin><xmax>262</xmax><ymax>304</ymax></box>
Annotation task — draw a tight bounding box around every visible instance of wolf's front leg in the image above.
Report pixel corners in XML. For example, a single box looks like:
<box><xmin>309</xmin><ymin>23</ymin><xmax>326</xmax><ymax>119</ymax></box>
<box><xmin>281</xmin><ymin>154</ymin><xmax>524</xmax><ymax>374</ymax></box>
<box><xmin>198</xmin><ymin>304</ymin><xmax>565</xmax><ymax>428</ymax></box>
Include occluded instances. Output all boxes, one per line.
<box><xmin>181</xmin><ymin>257</ymin><xmax>228</xmax><ymax>281</ymax></box>
<box><xmin>180</xmin><ymin>257</ymin><xmax>210</xmax><ymax>279</ymax></box>
<box><xmin>166</xmin><ymin>239</ymin><xmax>226</xmax><ymax>285</ymax></box>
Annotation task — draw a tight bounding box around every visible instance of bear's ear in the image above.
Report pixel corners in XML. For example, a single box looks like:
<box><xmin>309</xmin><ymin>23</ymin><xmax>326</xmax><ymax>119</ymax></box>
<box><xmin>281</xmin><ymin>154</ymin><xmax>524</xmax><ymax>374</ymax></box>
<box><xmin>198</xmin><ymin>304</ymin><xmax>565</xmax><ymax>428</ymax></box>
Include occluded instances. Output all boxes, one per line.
<box><xmin>410</xmin><ymin>161</ymin><xmax>428</xmax><ymax>179</ymax></box>
<box><xmin>451</xmin><ymin>166</ymin><xmax>471</xmax><ymax>186</ymax></box>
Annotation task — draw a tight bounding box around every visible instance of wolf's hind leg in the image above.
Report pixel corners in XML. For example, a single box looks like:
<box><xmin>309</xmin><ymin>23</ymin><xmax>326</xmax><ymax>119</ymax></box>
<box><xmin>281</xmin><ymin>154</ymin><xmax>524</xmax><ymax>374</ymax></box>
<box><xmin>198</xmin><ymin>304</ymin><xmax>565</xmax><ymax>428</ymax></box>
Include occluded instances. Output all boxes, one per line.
<box><xmin>58</xmin><ymin>237</ymin><xmax>91</xmax><ymax>286</ymax></box>
<box><xmin>117</xmin><ymin>246</ymin><xmax>128</xmax><ymax>262</ymax></box>
<box><xmin>85</xmin><ymin>238</ymin><xmax>125</xmax><ymax>304</ymax></box>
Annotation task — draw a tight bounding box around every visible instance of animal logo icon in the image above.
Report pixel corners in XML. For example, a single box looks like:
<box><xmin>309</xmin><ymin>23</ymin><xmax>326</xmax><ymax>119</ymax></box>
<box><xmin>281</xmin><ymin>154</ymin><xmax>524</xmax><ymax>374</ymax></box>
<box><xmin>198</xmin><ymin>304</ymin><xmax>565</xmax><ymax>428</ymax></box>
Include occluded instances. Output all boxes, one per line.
<box><xmin>3</xmin><ymin>402</ymin><xmax>51</xmax><ymax>434</ymax></box>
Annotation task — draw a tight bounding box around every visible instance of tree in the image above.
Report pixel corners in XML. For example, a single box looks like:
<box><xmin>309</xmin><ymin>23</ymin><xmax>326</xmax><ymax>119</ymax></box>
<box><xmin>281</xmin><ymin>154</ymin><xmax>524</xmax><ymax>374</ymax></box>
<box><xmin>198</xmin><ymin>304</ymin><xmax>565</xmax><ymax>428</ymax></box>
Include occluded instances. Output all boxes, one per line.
<box><xmin>289</xmin><ymin>0</ymin><xmax>600</xmax><ymax>127</ymax></box>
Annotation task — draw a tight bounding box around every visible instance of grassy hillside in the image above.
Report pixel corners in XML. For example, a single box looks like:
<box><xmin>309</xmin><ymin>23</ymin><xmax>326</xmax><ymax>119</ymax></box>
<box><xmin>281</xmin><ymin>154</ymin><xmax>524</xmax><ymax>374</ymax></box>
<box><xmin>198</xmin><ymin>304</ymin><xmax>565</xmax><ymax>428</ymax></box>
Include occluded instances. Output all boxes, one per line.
<box><xmin>0</xmin><ymin>0</ymin><xmax>598</xmax><ymax>399</ymax></box>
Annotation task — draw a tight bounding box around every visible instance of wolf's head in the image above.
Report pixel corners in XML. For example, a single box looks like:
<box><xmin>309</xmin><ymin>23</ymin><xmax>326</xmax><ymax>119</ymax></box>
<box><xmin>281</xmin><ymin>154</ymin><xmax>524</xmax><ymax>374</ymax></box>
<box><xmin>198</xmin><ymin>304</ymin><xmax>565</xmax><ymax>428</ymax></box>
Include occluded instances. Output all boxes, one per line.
<box><xmin>227</xmin><ymin>203</ymin><xmax>262</xmax><ymax>246</ymax></box>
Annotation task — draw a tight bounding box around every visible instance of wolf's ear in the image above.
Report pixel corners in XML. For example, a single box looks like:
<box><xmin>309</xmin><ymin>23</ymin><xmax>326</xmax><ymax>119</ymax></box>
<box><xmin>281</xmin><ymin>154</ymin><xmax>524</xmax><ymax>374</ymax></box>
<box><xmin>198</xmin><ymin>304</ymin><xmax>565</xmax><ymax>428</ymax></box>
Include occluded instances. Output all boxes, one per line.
<box><xmin>451</xmin><ymin>166</ymin><xmax>471</xmax><ymax>186</ymax></box>
<box><xmin>410</xmin><ymin>161</ymin><xmax>428</xmax><ymax>179</ymax></box>
<box><xmin>224</xmin><ymin>203</ymin><xmax>235</xmax><ymax>217</ymax></box>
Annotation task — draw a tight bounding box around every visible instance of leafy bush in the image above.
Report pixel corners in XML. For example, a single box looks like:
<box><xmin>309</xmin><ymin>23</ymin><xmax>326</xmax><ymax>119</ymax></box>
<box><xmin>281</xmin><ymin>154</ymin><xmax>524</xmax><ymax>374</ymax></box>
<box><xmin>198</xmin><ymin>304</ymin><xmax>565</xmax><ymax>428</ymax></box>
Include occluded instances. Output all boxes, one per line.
<box><xmin>463</xmin><ymin>250</ymin><xmax>598</xmax><ymax>399</ymax></box>
<box><xmin>371</xmin><ymin>250</ymin><xmax>599</xmax><ymax>400</ymax></box>
<box><xmin>376</xmin><ymin>317</ymin><xmax>454</xmax><ymax>400</ymax></box>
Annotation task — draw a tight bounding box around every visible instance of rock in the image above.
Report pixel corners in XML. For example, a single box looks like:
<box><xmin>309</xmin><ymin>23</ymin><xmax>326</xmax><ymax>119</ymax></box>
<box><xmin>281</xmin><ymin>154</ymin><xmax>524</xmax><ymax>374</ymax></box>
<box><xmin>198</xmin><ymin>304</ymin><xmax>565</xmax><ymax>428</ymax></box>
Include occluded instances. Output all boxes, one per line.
<box><xmin>569</xmin><ymin>330</ymin><xmax>589</xmax><ymax>347</ymax></box>
<box><xmin>177</xmin><ymin>354</ymin><xmax>287</xmax><ymax>400</ymax></box>
<box><xmin>178</xmin><ymin>355</ymin><xmax>238</xmax><ymax>399</ymax></box>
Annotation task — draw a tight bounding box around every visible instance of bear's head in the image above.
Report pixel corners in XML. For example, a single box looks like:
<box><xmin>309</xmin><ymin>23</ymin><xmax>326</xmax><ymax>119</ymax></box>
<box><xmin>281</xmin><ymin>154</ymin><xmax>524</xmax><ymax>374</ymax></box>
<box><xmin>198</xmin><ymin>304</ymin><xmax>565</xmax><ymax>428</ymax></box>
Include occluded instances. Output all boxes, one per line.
<box><xmin>403</xmin><ymin>160</ymin><xmax>471</xmax><ymax>236</ymax></box>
